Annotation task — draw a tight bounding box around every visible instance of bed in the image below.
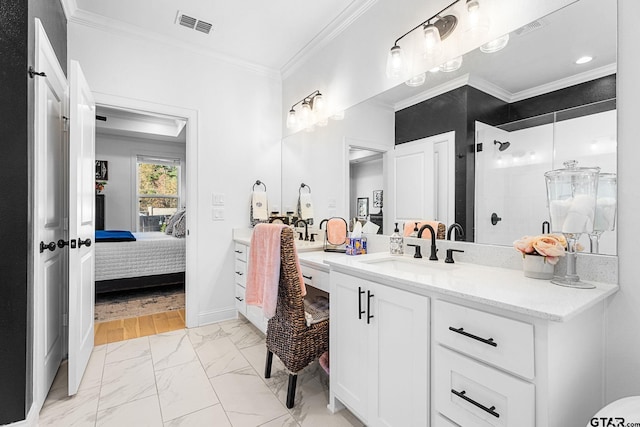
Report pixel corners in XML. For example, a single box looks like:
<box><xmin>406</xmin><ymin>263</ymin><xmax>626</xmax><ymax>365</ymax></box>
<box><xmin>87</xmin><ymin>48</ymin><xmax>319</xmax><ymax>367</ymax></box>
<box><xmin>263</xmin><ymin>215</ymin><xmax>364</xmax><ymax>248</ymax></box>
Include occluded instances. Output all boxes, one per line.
<box><xmin>95</xmin><ymin>231</ymin><xmax>186</xmax><ymax>294</ymax></box>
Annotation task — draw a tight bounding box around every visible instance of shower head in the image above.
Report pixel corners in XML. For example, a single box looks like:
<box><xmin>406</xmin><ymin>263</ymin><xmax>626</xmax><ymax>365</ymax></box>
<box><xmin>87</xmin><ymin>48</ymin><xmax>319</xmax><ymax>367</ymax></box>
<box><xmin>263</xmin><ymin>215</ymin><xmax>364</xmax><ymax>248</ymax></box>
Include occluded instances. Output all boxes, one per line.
<box><xmin>494</xmin><ymin>140</ymin><xmax>511</xmax><ymax>151</ymax></box>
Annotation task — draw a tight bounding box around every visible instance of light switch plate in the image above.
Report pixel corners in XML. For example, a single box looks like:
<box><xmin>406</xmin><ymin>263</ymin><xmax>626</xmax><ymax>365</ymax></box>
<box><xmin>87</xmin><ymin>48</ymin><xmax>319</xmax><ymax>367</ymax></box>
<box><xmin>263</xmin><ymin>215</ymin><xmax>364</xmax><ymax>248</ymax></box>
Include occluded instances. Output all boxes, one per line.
<box><xmin>212</xmin><ymin>193</ymin><xmax>225</xmax><ymax>206</ymax></box>
<box><xmin>212</xmin><ymin>207</ymin><xmax>225</xmax><ymax>220</ymax></box>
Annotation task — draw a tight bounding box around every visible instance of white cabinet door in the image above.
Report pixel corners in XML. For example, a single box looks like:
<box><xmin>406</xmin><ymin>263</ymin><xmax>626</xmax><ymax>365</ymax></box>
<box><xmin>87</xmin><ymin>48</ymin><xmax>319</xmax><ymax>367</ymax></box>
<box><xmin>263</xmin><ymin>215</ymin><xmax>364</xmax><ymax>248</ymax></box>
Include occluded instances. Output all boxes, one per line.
<box><xmin>369</xmin><ymin>282</ymin><xmax>429</xmax><ymax>427</ymax></box>
<box><xmin>330</xmin><ymin>272</ymin><xmax>370</xmax><ymax>423</ymax></box>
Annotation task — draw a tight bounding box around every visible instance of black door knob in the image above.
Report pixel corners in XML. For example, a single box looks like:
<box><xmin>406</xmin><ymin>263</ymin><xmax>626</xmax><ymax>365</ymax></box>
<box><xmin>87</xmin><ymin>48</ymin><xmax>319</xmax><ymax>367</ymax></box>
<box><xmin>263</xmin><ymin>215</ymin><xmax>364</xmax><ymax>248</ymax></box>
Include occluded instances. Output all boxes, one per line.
<box><xmin>39</xmin><ymin>241</ymin><xmax>56</xmax><ymax>253</ymax></box>
<box><xmin>57</xmin><ymin>239</ymin><xmax>69</xmax><ymax>249</ymax></box>
<box><xmin>491</xmin><ymin>213</ymin><xmax>502</xmax><ymax>225</ymax></box>
<box><xmin>78</xmin><ymin>238</ymin><xmax>92</xmax><ymax>248</ymax></box>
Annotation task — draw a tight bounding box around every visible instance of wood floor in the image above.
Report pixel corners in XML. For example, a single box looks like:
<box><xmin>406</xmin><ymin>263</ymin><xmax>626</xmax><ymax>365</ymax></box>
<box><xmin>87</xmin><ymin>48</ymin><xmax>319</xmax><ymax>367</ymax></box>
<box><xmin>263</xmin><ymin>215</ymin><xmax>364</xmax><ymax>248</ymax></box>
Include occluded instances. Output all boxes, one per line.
<box><xmin>94</xmin><ymin>309</ymin><xmax>185</xmax><ymax>346</ymax></box>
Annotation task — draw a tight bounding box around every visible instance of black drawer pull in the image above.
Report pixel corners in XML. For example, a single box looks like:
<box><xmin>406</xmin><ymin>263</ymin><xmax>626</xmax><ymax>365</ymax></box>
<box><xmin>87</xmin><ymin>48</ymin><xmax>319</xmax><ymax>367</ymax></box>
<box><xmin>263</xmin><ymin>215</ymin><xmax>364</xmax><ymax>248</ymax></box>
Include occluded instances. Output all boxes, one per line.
<box><xmin>451</xmin><ymin>389</ymin><xmax>500</xmax><ymax>418</ymax></box>
<box><xmin>358</xmin><ymin>287</ymin><xmax>365</xmax><ymax>319</ymax></box>
<box><xmin>367</xmin><ymin>290</ymin><xmax>374</xmax><ymax>324</ymax></box>
<box><xmin>448</xmin><ymin>326</ymin><xmax>497</xmax><ymax>347</ymax></box>
<box><xmin>235</xmin><ymin>250</ymin><xmax>243</xmax><ymax>254</ymax></box>
<box><xmin>235</xmin><ymin>271</ymin><xmax>243</xmax><ymax>276</ymax></box>
<box><xmin>302</xmin><ymin>274</ymin><xmax>312</xmax><ymax>280</ymax></box>
<box><xmin>235</xmin><ymin>296</ymin><xmax>244</xmax><ymax>302</ymax></box>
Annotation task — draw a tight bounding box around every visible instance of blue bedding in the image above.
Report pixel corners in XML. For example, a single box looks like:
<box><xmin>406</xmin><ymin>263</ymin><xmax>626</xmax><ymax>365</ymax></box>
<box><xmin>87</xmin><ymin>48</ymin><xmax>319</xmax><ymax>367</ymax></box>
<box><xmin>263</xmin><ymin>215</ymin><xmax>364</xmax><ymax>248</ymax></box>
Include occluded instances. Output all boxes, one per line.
<box><xmin>95</xmin><ymin>230</ymin><xmax>137</xmax><ymax>242</ymax></box>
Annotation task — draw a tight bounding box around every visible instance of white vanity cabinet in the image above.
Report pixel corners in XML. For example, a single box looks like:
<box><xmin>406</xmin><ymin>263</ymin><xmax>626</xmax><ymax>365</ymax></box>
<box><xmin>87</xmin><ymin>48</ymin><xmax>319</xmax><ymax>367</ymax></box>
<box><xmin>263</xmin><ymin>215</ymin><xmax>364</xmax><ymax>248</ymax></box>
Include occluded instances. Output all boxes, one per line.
<box><xmin>330</xmin><ymin>271</ymin><xmax>429</xmax><ymax>426</ymax></box>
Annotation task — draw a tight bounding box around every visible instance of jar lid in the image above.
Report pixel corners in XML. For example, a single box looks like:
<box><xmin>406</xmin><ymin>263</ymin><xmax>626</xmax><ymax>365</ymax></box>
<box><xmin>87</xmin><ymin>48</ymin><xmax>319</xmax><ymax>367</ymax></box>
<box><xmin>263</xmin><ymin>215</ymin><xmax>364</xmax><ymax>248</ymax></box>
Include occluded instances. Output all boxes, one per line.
<box><xmin>544</xmin><ymin>160</ymin><xmax>600</xmax><ymax>179</ymax></box>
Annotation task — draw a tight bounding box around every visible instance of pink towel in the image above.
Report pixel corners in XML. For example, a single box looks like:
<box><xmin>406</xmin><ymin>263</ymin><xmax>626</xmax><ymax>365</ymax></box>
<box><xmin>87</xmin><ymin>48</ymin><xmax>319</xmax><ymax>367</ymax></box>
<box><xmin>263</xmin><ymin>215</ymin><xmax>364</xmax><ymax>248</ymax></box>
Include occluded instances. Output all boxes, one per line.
<box><xmin>326</xmin><ymin>218</ymin><xmax>348</xmax><ymax>245</ymax></box>
<box><xmin>403</xmin><ymin>221</ymin><xmax>441</xmax><ymax>238</ymax></box>
<box><xmin>246</xmin><ymin>224</ymin><xmax>306</xmax><ymax>319</ymax></box>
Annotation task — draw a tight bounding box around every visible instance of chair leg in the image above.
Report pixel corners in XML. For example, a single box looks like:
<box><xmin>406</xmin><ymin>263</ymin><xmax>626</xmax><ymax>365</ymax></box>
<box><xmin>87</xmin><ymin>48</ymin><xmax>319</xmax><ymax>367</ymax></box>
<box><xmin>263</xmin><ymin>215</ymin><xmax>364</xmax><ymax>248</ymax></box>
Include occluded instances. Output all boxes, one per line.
<box><xmin>286</xmin><ymin>374</ymin><xmax>298</xmax><ymax>409</ymax></box>
<box><xmin>265</xmin><ymin>350</ymin><xmax>273</xmax><ymax>378</ymax></box>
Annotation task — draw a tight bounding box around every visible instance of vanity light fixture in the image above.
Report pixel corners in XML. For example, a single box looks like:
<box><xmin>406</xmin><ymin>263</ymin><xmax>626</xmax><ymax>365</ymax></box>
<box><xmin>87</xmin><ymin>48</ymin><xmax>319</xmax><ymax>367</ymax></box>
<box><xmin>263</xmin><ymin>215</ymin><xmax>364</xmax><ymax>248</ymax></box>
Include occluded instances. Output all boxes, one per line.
<box><xmin>385</xmin><ymin>0</ymin><xmax>461</xmax><ymax>80</ymax></box>
<box><xmin>480</xmin><ymin>33</ymin><xmax>510</xmax><ymax>53</ymax></box>
<box><xmin>286</xmin><ymin>90</ymin><xmax>325</xmax><ymax>130</ymax></box>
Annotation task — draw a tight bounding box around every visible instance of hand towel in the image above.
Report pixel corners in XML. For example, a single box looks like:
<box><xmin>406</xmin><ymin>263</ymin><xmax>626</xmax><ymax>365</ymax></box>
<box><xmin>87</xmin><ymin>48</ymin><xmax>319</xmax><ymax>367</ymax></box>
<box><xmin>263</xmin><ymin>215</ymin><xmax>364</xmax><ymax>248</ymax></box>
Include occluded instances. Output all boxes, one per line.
<box><xmin>326</xmin><ymin>217</ymin><xmax>348</xmax><ymax>245</ymax></box>
<box><xmin>246</xmin><ymin>224</ymin><xmax>306</xmax><ymax>319</ymax></box>
<box><xmin>251</xmin><ymin>191</ymin><xmax>269</xmax><ymax>221</ymax></box>
<box><xmin>403</xmin><ymin>221</ymin><xmax>441</xmax><ymax>238</ymax></box>
<box><xmin>298</xmin><ymin>193</ymin><xmax>314</xmax><ymax>222</ymax></box>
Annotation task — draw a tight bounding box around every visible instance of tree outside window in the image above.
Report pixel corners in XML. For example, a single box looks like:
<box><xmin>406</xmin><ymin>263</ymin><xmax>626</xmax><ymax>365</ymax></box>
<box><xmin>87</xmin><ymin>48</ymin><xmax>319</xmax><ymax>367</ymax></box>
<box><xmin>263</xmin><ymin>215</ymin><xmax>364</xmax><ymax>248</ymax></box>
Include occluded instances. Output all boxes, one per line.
<box><xmin>137</xmin><ymin>156</ymin><xmax>180</xmax><ymax>231</ymax></box>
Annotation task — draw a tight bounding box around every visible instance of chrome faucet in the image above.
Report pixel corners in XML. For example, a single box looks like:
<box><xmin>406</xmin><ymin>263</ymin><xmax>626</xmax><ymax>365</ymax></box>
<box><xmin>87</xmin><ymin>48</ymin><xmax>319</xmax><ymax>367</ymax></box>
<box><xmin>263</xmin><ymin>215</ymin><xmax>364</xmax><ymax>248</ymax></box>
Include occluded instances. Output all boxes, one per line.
<box><xmin>417</xmin><ymin>224</ymin><xmax>438</xmax><ymax>261</ymax></box>
<box><xmin>446</xmin><ymin>223</ymin><xmax>465</xmax><ymax>241</ymax></box>
<box><xmin>295</xmin><ymin>219</ymin><xmax>309</xmax><ymax>241</ymax></box>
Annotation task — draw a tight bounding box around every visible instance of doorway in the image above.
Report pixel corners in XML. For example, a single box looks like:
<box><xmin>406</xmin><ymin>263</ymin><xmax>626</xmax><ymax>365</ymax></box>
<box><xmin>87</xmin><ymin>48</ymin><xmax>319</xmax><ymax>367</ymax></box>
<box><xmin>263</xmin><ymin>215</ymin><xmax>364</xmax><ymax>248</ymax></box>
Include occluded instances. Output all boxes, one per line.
<box><xmin>91</xmin><ymin>104</ymin><xmax>190</xmax><ymax>344</ymax></box>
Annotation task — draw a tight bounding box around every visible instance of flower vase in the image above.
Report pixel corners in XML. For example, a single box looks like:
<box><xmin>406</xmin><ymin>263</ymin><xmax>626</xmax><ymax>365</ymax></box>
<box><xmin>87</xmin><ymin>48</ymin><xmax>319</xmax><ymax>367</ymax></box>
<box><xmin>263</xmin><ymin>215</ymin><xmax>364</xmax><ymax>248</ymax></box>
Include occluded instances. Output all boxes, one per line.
<box><xmin>522</xmin><ymin>254</ymin><xmax>554</xmax><ymax>280</ymax></box>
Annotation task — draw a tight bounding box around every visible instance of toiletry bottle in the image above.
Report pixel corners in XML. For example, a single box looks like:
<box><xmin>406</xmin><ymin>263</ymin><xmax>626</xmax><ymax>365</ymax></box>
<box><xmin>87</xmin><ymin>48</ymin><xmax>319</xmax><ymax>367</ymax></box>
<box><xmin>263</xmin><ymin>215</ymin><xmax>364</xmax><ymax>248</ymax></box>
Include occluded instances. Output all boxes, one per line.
<box><xmin>410</xmin><ymin>222</ymin><xmax>419</xmax><ymax>237</ymax></box>
<box><xmin>390</xmin><ymin>223</ymin><xmax>403</xmax><ymax>255</ymax></box>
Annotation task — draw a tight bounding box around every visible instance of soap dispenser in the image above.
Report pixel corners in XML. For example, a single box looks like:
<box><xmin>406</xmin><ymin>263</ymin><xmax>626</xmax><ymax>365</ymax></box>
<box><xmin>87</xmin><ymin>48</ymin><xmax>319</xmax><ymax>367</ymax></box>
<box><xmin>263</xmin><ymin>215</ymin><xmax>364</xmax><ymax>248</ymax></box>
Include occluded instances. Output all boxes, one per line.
<box><xmin>390</xmin><ymin>222</ymin><xmax>404</xmax><ymax>255</ymax></box>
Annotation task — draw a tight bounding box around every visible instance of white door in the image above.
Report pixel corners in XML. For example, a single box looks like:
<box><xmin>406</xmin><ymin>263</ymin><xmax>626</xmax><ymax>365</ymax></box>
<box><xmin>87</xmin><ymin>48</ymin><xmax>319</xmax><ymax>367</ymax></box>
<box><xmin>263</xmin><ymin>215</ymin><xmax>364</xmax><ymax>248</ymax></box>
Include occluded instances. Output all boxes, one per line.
<box><xmin>33</xmin><ymin>19</ymin><xmax>68</xmax><ymax>406</ymax></box>
<box><xmin>67</xmin><ymin>60</ymin><xmax>96</xmax><ymax>396</ymax></box>
<box><xmin>392</xmin><ymin>132</ymin><xmax>455</xmax><ymax>226</ymax></box>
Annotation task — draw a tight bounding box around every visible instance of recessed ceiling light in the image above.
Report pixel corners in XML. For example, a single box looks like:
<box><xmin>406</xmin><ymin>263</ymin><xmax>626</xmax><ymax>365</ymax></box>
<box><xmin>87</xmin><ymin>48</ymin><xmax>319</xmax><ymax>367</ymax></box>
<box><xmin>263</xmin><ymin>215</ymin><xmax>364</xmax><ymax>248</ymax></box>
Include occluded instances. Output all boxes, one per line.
<box><xmin>575</xmin><ymin>56</ymin><xmax>593</xmax><ymax>65</ymax></box>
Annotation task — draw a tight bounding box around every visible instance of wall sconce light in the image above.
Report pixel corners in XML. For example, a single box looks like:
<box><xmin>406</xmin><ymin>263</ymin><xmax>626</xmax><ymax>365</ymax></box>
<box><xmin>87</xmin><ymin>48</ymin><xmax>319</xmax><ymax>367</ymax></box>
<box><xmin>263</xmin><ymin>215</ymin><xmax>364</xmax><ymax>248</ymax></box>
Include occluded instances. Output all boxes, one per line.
<box><xmin>286</xmin><ymin>90</ymin><xmax>326</xmax><ymax>130</ymax></box>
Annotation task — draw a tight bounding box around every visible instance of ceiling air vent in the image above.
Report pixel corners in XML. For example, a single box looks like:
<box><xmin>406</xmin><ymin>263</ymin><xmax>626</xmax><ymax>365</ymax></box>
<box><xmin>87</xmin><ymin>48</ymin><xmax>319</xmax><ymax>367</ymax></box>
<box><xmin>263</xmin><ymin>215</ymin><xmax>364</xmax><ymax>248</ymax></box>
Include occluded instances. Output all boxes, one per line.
<box><xmin>514</xmin><ymin>19</ymin><xmax>545</xmax><ymax>37</ymax></box>
<box><xmin>176</xmin><ymin>11</ymin><xmax>213</xmax><ymax>35</ymax></box>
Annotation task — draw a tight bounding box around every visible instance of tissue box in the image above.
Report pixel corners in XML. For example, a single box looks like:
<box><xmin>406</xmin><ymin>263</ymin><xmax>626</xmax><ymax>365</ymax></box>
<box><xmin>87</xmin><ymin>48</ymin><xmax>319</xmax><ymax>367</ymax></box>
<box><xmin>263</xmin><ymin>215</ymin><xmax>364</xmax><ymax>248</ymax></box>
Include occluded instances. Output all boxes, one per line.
<box><xmin>346</xmin><ymin>237</ymin><xmax>367</xmax><ymax>255</ymax></box>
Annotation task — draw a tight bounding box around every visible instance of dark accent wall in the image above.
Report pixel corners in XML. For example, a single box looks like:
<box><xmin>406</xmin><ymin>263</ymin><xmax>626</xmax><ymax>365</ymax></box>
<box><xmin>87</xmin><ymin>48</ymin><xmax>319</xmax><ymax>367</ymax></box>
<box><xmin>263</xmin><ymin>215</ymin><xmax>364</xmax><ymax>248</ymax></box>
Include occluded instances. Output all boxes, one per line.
<box><xmin>395</xmin><ymin>75</ymin><xmax>616</xmax><ymax>242</ymax></box>
<box><xmin>0</xmin><ymin>0</ymin><xmax>66</xmax><ymax>423</ymax></box>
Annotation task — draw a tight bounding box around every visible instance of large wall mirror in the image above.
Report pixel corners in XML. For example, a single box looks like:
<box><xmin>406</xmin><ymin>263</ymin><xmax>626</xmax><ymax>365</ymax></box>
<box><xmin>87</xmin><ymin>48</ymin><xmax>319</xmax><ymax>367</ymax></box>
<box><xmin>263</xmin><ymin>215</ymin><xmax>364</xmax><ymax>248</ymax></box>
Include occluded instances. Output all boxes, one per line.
<box><xmin>281</xmin><ymin>0</ymin><xmax>617</xmax><ymax>255</ymax></box>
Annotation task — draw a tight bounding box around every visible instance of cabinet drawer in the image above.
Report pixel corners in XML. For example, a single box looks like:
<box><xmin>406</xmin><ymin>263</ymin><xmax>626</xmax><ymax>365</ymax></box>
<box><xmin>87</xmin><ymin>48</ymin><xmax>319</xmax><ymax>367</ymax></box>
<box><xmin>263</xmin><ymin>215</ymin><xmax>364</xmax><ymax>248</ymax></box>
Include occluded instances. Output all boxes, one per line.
<box><xmin>434</xmin><ymin>346</ymin><xmax>534</xmax><ymax>427</ymax></box>
<box><xmin>234</xmin><ymin>243</ymin><xmax>248</xmax><ymax>262</ymax></box>
<box><xmin>434</xmin><ymin>413</ymin><xmax>460</xmax><ymax>427</ymax></box>
<box><xmin>300</xmin><ymin>265</ymin><xmax>329</xmax><ymax>293</ymax></box>
<box><xmin>235</xmin><ymin>284</ymin><xmax>246</xmax><ymax>315</ymax></box>
<box><xmin>234</xmin><ymin>259</ymin><xmax>247</xmax><ymax>287</ymax></box>
<box><xmin>433</xmin><ymin>300</ymin><xmax>534</xmax><ymax>379</ymax></box>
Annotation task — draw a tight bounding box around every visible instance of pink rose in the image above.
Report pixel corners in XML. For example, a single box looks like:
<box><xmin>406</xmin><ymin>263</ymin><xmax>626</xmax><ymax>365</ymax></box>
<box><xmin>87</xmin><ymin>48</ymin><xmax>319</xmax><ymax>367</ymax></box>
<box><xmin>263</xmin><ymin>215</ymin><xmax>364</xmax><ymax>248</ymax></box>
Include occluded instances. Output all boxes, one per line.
<box><xmin>532</xmin><ymin>235</ymin><xmax>566</xmax><ymax>258</ymax></box>
<box><xmin>513</xmin><ymin>236</ymin><xmax>535</xmax><ymax>254</ymax></box>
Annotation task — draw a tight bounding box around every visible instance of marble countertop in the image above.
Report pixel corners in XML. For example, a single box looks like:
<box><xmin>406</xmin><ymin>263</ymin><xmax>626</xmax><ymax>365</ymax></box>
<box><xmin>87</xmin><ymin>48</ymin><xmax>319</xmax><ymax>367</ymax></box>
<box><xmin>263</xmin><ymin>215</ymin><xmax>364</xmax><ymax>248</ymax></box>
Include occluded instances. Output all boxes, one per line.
<box><xmin>324</xmin><ymin>252</ymin><xmax>618</xmax><ymax>322</ymax></box>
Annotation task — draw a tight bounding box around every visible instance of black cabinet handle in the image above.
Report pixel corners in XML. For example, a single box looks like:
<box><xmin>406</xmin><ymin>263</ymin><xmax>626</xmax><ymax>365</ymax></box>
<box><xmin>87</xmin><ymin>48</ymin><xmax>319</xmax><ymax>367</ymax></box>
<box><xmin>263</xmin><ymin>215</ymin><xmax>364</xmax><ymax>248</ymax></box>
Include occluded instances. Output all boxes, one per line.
<box><xmin>235</xmin><ymin>271</ymin><xmax>243</xmax><ymax>276</ymax></box>
<box><xmin>448</xmin><ymin>326</ymin><xmax>497</xmax><ymax>347</ymax></box>
<box><xmin>234</xmin><ymin>250</ymin><xmax>243</xmax><ymax>254</ymax></box>
<box><xmin>235</xmin><ymin>296</ymin><xmax>244</xmax><ymax>302</ymax></box>
<box><xmin>39</xmin><ymin>241</ymin><xmax>56</xmax><ymax>253</ymax></box>
<box><xmin>78</xmin><ymin>238</ymin><xmax>92</xmax><ymax>248</ymax></box>
<box><xmin>367</xmin><ymin>291</ymin><xmax>374</xmax><ymax>324</ymax></box>
<box><xmin>451</xmin><ymin>389</ymin><xmax>500</xmax><ymax>418</ymax></box>
<box><xmin>358</xmin><ymin>287</ymin><xmax>365</xmax><ymax>319</ymax></box>
<box><xmin>302</xmin><ymin>274</ymin><xmax>312</xmax><ymax>280</ymax></box>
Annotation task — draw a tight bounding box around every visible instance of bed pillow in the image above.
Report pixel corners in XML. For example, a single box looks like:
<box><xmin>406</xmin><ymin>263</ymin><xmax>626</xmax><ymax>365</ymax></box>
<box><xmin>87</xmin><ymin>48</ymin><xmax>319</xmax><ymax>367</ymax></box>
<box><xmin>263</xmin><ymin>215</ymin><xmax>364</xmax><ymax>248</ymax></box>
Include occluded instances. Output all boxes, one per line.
<box><xmin>95</xmin><ymin>230</ymin><xmax>136</xmax><ymax>242</ymax></box>
<box><xmin>165</xmin><ymin>209</ymin><xmax>186</xmax><ymax>235</ymax></box>
<box><xmin>173</xmin><ymin>211</ymin><xmax>187</xmax><ymax>238</ymax></box>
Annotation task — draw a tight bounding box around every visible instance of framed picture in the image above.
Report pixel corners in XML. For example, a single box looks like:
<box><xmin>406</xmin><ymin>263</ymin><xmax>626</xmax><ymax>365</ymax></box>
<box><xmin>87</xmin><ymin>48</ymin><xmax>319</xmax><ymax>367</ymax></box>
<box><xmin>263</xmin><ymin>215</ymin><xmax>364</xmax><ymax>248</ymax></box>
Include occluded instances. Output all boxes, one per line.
<box><xmin>373</xmin><ymin>190</ymin><xmax>383</xmax><ymax>208</ymax></box>
<box><xmin>357</xmin><ymin>197</ymin><xmax>369</xmax><ymax>219</ymax></box>
<box><xmin>95</xmin><ymin>160</ymin><xmax>108</xmax><ymax>180</ymax></box>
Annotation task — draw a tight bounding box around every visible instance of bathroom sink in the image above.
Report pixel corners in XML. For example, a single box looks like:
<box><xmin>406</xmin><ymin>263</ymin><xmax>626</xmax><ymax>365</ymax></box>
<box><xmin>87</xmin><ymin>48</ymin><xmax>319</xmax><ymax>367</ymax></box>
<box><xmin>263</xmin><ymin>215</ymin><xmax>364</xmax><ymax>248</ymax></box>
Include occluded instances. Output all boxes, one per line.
<box><xmin>361</xmin><ymin>257</ymin><xmax>457</xmax><ymax>275</ymax></box>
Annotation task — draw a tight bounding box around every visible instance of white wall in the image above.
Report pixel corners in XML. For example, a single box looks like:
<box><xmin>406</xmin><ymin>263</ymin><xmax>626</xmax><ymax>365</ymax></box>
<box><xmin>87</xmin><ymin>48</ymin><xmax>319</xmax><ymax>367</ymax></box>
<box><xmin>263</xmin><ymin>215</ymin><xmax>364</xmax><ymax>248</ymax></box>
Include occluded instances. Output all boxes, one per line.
<box><xmin>606</xmin><ymin>0</ymin><xmax>640</xmax><ymax>403</ymax></box>
<box><xmin>69</xmin><ymin>22</ymin><xmax>282</xmax><ymax>325</ymax></box>
<box><xmin>95</xmin><ymin>134</ymin><xmax>186</xmax><ymax>230</ymax></box>
<box><xmin>350</xmin><ymin>158</ymin><xmax>383</xmax><ymax>220</ymax></box>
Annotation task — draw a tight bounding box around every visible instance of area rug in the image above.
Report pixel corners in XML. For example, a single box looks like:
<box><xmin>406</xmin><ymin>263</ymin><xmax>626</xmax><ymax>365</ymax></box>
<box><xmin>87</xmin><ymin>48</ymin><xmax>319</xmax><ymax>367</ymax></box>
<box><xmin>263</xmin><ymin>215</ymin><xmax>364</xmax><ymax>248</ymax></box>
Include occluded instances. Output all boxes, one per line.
<box><xmin>95</xmin><ymin>284</ymin><xmax>185</xmax><ymax>322</ymax></box>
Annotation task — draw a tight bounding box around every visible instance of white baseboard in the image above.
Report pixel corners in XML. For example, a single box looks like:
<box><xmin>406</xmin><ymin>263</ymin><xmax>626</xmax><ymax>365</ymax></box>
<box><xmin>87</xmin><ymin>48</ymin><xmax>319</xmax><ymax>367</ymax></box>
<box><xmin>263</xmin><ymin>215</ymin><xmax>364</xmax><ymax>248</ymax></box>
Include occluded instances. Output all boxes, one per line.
<box><xmin>196</xmin><ymin>306</ymin><xmax>237</xmax><ymax>326</ymax></box>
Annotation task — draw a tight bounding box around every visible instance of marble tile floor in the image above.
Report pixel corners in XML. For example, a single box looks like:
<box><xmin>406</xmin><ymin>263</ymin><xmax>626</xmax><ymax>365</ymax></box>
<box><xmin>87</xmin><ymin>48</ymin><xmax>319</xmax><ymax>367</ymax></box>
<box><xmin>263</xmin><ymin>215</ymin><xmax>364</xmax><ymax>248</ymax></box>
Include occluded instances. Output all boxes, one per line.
<box><xmin>39</xmin><ymin>317</ymin><xmax>363</xmax><ymax>427</ymax></box>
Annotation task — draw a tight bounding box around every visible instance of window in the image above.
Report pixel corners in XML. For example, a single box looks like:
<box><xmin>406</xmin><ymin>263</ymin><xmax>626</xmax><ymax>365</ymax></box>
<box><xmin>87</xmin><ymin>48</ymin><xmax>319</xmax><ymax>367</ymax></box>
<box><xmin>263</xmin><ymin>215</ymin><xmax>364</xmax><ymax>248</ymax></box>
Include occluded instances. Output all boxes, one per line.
<box><xmin>137</xmin><ymin>155</ymin><xmax>181</xmax><ymax>231</ymax></box>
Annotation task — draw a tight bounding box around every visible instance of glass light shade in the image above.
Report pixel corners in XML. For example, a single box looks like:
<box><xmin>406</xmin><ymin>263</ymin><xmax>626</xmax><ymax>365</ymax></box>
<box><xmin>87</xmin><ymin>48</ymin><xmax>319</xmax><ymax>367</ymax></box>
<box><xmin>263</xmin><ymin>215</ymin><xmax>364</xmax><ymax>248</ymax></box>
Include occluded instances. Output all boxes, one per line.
<box><xmin>286</xmin><ymin>109</ymin><xmax>297</xmax><ymax>129</ymax></box>
<box><xmin>466</xmin><ymin>0</ymin><xmax>490</xmax><ymax>38</ymax></box>
<box><xmin>423</xmin><ymin>24</ymin><xmax>442</xmax><ymax>60</ymax></box>
<box><xmin>405</xmin><ymin>72</ymin><xmax>426</xmax><ymax>87</ymax></box>
<box><xmin>386</xmin><ymin>45</ymin><xmax>406</xmax><ymax>78</ymax></box>
<box><xmin>480</xmin><ymin>34</ymin><xmax>510</xmax><ymax>53</ymax></box>
<box><xmin>313</xmin><ymin>93</ymin><xmax>324</xmax><ymax>113</ymax></box>
<box><xmin>300</xmin><ymin>100</ymin><xmax>312</xmax><ymax>128</ymax></box>
<box><xmin>439</xmin><ymin>56</ymin><xmax>463</xmax><ymax>72</ymax></box>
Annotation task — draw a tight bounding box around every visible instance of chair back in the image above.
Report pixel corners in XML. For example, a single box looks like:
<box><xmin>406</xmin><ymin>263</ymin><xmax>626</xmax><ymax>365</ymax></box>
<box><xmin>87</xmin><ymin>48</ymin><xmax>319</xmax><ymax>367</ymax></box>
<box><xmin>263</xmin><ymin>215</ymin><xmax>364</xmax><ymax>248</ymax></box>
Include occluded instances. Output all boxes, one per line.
<box><xmin>274</xmin><ymin>227</ymin><xmax>307</xmax><ymax>329</ymax></box>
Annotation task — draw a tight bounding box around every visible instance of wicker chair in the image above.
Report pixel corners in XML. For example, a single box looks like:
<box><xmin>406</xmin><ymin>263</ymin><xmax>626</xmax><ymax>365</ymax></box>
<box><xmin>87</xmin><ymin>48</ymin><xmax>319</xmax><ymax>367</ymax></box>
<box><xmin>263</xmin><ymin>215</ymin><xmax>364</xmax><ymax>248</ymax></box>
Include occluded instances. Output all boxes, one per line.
<box><xmin>264</xmin><ymin>227</ymin><xmax>329</xmax><ymax>408</ymax></box>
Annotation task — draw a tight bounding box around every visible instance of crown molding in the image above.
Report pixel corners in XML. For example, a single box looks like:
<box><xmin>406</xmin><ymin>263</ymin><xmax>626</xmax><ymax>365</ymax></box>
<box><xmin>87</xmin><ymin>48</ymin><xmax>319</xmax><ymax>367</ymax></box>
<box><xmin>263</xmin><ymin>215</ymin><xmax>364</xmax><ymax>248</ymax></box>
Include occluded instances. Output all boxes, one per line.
<box><xmin>69</xmin><ymin>9</ymin><xmax>281</xmax><ymax>80</ymax></box>
<box><xmin>60</xmin><ymin>0</ymin><xmax>77</xmax><ymax>20</ymax></box>
<box><xmin>509</xmin><ymin>63</ymin><xmax>617</xmax><ymax>103</ymax></box>
<box><xmin>466</xmin><ymin>75</ymin><xmax>512</xmax><ymax>103</ymax></box>
<box><xmin>394</xmin><ymin>74</ymin><xmax>471</xmax><ymax>111</ymax></box>
<box><xmin>281</xmin><ymin>0</ymin><xmax>378</xmax><ymax>80</ymax></box>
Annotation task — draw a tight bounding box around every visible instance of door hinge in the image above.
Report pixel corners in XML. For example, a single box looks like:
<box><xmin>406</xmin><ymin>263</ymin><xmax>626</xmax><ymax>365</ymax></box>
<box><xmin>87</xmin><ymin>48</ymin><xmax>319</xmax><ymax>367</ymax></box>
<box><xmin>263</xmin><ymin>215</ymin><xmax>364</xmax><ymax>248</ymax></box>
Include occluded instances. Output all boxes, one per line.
<box><xmin>63</xmin><ymin>313</ymin><xmax>69</xmax><ymax>326</ymax></box>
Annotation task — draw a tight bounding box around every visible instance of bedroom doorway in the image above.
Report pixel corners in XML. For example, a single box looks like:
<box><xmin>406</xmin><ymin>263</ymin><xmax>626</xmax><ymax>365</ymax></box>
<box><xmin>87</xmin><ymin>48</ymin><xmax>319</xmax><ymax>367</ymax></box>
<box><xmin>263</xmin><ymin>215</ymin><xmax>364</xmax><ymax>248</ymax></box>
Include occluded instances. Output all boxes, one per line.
<box><xmin>91</xmin><ymin>101</ymin><xmax>194</xmax><ymax>344</ymax></box>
